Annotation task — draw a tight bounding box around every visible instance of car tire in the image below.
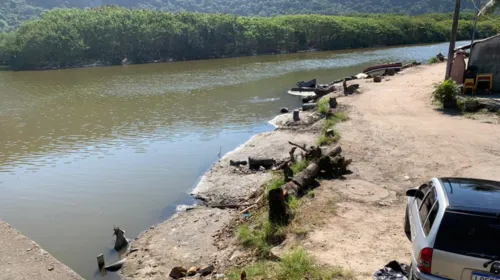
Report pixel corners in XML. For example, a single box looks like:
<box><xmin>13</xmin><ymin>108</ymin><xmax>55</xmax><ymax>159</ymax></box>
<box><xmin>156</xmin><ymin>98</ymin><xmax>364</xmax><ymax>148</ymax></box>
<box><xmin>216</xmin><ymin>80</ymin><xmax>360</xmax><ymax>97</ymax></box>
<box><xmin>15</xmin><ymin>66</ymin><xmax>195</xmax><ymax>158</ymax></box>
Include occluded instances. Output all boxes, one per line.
<box><xmin>404</xmin><ymin>207</ymin><xmax>411</xmax><ymax>241</ymax></box>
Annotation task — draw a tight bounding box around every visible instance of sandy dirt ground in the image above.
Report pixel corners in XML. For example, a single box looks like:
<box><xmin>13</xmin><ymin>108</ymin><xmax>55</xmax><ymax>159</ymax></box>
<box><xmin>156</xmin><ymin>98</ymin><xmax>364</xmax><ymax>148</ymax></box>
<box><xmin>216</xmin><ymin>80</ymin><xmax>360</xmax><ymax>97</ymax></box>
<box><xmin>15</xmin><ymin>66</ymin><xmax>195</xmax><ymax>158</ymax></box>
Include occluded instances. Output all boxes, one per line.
<box><xmin>296</xmin><ymin>63</ymin><xmax>500</xmax><ymax>279</ymax></box>
<box><xmin>0</xmin><ymin>220</ymin><xmax>83</xmax><ymax>280</ymax></box>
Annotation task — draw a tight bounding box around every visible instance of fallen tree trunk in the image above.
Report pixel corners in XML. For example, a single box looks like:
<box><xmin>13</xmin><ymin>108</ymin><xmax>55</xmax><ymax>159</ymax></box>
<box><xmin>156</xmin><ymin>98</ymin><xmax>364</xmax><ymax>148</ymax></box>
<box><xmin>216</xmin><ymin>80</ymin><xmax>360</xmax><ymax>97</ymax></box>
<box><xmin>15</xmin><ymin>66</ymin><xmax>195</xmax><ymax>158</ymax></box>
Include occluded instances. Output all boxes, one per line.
<box><xmin>282</xmin><ymin>162</ymin><xmax>320</xmax><ymax>196</ymax></box>
<box><xmin>248</xmin><ymin>157</ymin><xmax>275</xmax><ymax>170</ymax></box>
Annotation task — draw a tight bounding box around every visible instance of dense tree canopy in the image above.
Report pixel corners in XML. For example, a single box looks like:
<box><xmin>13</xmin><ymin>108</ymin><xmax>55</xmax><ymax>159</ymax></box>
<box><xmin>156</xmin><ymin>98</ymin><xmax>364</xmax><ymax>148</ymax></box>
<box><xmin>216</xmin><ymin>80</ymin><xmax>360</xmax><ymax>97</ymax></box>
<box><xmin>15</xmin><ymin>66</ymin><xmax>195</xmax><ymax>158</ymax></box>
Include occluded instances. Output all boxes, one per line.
<box><xmin>1</xmin><ymin>7</ymin><xmax>498</xmax><ymax>70</ymax></box>
<box><xmin>1</xmin><ymin>0</ymin><xmax>494</xmax><ymax>31</ymax></box>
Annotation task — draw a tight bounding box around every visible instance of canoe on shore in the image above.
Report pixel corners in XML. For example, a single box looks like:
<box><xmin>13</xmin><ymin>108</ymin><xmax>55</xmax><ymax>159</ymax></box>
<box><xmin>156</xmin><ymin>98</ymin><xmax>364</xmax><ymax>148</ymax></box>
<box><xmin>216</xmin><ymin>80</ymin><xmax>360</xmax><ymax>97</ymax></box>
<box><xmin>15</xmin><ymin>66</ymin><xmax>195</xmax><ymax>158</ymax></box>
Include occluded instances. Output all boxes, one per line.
<box><xmin>296</xmin><ymin>79</ymin><xmax>317</xmax><ymax>88</ymax></box>
<box><xmin>363</xmin><ymin>63</ymin><xmax>402</xmax><ymax>74</ymax></box>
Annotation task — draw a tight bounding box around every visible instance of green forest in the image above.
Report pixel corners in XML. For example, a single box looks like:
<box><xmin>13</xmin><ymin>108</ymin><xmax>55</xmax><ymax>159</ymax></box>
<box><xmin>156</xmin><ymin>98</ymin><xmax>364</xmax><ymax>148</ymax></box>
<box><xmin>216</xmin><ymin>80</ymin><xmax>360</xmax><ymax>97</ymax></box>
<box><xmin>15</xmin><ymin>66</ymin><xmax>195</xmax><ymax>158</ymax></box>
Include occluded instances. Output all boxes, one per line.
<box><xmin>1</xmin><ymin>7</ymin><xmax>498</xmax><ymax>70</ymax></box>
<box><xmin>1</xmin><ymin>0</ymin><xmax>491</xmax><ymax>31</ymax></box>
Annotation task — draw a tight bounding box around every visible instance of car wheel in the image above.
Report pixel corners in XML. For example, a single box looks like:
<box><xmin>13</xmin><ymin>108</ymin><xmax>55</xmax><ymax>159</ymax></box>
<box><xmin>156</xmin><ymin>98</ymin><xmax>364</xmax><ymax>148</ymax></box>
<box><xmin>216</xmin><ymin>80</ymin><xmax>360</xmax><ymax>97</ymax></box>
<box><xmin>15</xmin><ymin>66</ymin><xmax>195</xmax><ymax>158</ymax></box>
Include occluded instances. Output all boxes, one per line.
<box><xmin>404</xmin><ymin>207</ymin><xmax>411</xmax><ymax>241</ymax></box>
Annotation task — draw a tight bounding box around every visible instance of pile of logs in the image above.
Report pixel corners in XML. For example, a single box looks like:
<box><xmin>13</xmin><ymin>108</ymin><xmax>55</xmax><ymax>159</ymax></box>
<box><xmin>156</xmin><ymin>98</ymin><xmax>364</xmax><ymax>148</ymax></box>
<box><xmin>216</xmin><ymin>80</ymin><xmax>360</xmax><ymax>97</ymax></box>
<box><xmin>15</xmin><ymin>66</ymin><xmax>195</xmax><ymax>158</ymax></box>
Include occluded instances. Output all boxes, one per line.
<box><xmin>269</xmin><ymin>142</ymin><xmax>352</xmax><ymax>225</ymax></box>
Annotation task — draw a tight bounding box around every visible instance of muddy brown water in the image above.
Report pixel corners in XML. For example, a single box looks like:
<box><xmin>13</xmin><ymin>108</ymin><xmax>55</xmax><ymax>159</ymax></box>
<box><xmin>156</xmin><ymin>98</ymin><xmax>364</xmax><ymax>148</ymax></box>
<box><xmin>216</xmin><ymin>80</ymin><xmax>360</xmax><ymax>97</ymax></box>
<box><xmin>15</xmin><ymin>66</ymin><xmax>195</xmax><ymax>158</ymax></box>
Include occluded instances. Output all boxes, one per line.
<box><xmin>0</xmin><ymin>42</ymin><xmax>459</xmax><ymax>279</ymax></box>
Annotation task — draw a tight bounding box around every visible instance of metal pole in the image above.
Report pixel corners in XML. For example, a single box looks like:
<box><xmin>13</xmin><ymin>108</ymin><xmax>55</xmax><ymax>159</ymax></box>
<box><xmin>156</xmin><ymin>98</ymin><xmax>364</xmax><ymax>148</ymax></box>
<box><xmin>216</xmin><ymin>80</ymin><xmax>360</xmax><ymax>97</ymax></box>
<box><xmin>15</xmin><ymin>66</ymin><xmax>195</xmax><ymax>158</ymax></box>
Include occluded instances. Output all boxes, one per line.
<box><xmin>470</xmin><ymin>0</ymin><xmax>481</xmax><ymax>46</ymax></box>
<box><xmin>445</xmin><ymin>0</ymin><xmax>462</xmax><ymax>80</ymax></box>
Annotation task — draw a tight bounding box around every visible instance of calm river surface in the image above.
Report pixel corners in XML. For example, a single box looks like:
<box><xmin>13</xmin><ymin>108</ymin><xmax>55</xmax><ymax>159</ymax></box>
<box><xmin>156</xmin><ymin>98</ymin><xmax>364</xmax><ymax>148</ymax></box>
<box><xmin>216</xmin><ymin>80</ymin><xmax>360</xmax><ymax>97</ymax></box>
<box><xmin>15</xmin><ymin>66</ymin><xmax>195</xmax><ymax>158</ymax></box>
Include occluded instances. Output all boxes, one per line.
<box><xmin>0</xmin><ymin>42</ymin><xmax>457</xmax><ymax>279</ymax></box>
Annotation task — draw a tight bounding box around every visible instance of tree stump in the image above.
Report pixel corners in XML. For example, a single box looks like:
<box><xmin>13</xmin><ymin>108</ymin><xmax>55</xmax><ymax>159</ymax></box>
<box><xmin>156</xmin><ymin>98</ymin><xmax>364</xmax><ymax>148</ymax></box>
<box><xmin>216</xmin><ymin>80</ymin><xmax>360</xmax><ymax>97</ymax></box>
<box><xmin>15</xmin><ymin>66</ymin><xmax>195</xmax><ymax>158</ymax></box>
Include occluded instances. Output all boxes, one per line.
<box><xmin>113</xmin><ymin>227</ymin><xmax>128</xmax><ymax>251</ymax></box>
<box><xmin>293</xmin><ymin>110</ymin><xmax>300</xmax><ymax>121</ymax></box>
<box><xmin>268</xmin><ymin>188</ymin><xmax>289</xmax><ymax>225</ymax></box>
<box><xmin>329</xmin><ymin>97</ymin><xmax>338</xmax><ymax>108</ymax></box>
<box><xmin>373</xmin><ymin>76</ymin><xmax>382</xmax><ymax>83</ymax></box>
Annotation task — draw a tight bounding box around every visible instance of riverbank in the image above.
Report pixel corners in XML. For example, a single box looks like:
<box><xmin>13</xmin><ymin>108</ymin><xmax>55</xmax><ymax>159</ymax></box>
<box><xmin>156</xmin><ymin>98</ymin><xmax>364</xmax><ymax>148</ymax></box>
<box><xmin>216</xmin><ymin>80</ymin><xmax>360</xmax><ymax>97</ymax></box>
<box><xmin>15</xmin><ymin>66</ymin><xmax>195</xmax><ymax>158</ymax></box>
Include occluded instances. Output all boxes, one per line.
<box><xmin>122</xmin><ymin>62</ymin><xmax>500</xmax><ymax>279</ymax></box>
<box><xmin>122</xmin><ymin>110</ymin><xmax>324</xmax><ymax>278</ymax></box>
<box><xmin>0</xmin><ymin>220</ymin><xmax>83</xmax><ymax>280</ymax></box>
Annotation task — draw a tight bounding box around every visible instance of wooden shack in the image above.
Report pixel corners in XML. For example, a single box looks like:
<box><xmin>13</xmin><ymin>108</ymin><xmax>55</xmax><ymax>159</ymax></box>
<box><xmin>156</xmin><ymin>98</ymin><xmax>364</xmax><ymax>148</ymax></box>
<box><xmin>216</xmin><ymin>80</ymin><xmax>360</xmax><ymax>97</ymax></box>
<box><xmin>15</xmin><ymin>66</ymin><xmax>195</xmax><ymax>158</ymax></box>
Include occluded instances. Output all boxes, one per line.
<box><xmin>459</xmin><ymin>34</ymin><xmax>500</xmax><ymax>92</ymax></box>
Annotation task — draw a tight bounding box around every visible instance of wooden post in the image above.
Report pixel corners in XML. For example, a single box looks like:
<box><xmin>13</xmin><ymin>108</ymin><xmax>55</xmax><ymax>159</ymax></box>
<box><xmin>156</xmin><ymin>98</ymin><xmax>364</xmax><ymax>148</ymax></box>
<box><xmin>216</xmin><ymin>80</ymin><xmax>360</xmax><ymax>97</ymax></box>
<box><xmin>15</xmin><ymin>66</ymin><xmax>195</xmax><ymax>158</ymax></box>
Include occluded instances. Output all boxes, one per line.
<box><xmin>293</xmin><ymin>110</ymin><xmax>300</xmax><ymax>121</ymax></box>
<box><xmin>302</xmin><ymin>103</ymin><xmax>316</xmax><ymax>111</ymax></box>
<box><xmin>268</xmin><ymin>188</ymin><xmax>288</xmax><ymax>225</ymax></box>
<box><xmin>97</xmin><ymin>254</ymin><xmax>105</xmax><ymax>270</ymax></box>
<box><xmin>445</xmin><ymin>0</ymin><xmax>461</xmax><ymax>80</ymax></box>
<box><xmin>329</xmin><ymin>97</ymin><xmax>337</xmax><ymax>108</ymax></box>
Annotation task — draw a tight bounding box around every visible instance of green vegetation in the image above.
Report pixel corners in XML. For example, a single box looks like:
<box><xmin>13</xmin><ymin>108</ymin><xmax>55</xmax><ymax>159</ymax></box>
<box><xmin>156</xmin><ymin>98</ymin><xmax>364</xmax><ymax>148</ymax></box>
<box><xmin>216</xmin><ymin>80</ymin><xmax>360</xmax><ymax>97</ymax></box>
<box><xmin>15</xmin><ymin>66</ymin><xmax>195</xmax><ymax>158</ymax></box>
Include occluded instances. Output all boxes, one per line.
<box><xmin>457</xmin><ymin>97</ymin><xmax>479</xmax><ymax>112</ymax></box>
<box><xmin>307</xmin><ymin>190</ymin><xmax>316</xmax><ymax>198</ymax></box>
<box><xmin>318</xmin><ymin>98</ymin><xmax>330</xmax><ymax>115</ymax></box>
<box><xmin>2</xmin><ymin>0</ymin><xmax>495</xmax><ymax>31</ymax></box>
<box><xmin>291</xmin><ymin>160</ymin><xmax>309</xmax><ymax>174</ymax></box>
<box><xmin>226</xmin><ymin>248</ymin><xmax>353</xmax><ymax>280</ymax></box>
<box><xmin>1</xmin><ymin>7</ymin><xmax>499</xmax><ymax>70</ymax></box>
<box><xmin>317</xmin><ymin>112</ymin><xmax>348</xmax><ymax>146</ymax></box>
<box><xmin>432</xmin><ymin>79</ymin><xmax>460</xmax><ymax>105</ymax></box>
<box><xmin>428</xmin><ymin>56</ymin><xmax>440</xmax><ymax>64</ymax></box>
<box><xmin>265</xmin><ymin>176</ymin><xmax>286</xmax><ymax>194</ymax></box>
<box><xmin>237</xmin><ymin>219</ymin><xmax>286</xmax><ymax>258</ymax></box>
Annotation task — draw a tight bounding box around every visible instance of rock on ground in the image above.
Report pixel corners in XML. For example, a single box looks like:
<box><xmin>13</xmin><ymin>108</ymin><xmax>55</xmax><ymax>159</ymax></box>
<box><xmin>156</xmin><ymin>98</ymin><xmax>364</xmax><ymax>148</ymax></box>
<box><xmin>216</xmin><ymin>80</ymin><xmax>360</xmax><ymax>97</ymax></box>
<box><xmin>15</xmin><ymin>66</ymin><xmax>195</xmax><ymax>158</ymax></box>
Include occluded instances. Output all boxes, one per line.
<box><xmin>0</xmin><ymin>220</ymin><xmax>83</xmax><ymax>280</ymax></box>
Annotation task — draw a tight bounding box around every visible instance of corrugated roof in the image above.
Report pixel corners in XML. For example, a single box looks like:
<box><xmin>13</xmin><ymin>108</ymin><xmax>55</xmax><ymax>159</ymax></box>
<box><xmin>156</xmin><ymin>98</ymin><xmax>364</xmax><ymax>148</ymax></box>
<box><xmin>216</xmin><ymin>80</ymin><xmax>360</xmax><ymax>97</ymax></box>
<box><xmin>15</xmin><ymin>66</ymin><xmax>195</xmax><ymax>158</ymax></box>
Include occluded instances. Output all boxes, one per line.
<box><xmin>455</xmin><ymin>34</ymin><xmax>500</xmax><ymax>51</ymax></box>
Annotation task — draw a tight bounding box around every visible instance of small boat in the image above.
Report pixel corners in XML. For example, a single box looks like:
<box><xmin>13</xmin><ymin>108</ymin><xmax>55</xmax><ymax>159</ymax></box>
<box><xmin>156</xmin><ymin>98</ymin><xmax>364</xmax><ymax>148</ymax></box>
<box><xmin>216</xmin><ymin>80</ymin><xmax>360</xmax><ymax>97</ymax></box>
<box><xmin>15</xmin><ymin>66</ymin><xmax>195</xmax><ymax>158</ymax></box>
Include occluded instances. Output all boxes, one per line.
<box><xmin>363</xmin><ymin>63</ymin><xmax>403</xmax><ymax>75</ymax></box>
<box><xmin>296</xmin><ymin>79</ymin><xmax>317</xmax><ymax>88</ymax></box>
<box><xmin>290</xmin><ymin>87</ymin><xmax>316</xmax><ymax>92</ymax></box>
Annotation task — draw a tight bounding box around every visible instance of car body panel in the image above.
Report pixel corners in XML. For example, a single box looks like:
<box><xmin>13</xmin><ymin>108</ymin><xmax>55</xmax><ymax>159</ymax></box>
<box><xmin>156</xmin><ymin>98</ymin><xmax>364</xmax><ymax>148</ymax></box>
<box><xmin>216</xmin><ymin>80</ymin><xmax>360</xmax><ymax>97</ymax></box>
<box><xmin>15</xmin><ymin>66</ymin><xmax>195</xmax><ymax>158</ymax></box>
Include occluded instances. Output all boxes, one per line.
<box><xmin>432</xmin><ymin>250</ymin><xmax>493</xmax><ymax>280</ymax></box>
<box><xmin>406</xmin><ymin>177</ymin><xmax>500</xmax><ymax>280</ymax></box>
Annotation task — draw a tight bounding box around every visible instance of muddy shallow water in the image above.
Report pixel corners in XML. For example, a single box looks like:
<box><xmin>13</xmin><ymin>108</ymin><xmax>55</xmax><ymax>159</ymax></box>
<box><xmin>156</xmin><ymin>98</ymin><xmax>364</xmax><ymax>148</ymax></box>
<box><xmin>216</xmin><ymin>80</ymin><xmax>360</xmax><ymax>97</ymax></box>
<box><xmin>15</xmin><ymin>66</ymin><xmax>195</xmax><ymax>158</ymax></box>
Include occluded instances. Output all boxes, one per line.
<box><xmin>0</xmin><ymin>42</ymin><xmax>458</xmax><ymax>279</ymax></box>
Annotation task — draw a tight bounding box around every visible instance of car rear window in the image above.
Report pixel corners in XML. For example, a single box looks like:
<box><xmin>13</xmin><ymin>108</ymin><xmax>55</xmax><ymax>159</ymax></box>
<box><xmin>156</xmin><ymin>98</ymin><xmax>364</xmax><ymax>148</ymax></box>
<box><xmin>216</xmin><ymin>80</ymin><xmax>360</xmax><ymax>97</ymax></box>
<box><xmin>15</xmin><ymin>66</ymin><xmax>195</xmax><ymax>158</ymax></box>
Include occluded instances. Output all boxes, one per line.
<box><xmin>434</xmin><ymin>211</ymin><xmax>500</xmax><ymax>257</ymax></box>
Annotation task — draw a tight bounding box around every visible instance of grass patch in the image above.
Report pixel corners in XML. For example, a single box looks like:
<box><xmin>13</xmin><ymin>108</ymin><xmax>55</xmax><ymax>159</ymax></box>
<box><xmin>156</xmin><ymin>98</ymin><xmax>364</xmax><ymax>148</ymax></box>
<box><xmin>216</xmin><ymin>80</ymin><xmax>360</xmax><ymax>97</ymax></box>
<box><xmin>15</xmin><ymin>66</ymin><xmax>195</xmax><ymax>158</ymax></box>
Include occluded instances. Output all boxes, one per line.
<box><xmin>291</xmin><ymin>227</ymin><xmax>309</xmax><ymax>238</ymax></box>
<box><xmin>428</xmin><ymin>56</ymin><xmax>440</xmax><ymax>64</ymax></box>
<box><xmin>287</xmin><ymin>195</ymin><xmax>301</xmax><ymax>213</ymax></box>
<box><xmin>228</xmin><ymin>248</ymin><xmax>354</xmax><ymax>280</ymax></box>
<box><xmin>317</xmin><ymin>97</ymin><xmax>329</xmax><ymax>115</ymax></box>
<box><xmin>317</xmin><ymin>131</ymin><xmax>341</xmax><ymax>146</ymax></box>
<box><xmin>237</xmin><ymin>219</ymin><xmax>286</xmax><ymax>258</ymax></box>
<box><xmin>317</xmin><ymin>111</ymin><xmax>348</xmax><ymax>146</ymax></box>
<box><xmin>266</xmin><ymin>176</ymin><xmax>285</xmax><ymax>193</ymax></box>
<box><xmin>291</xmin><ymin>160</ymin><xmax>309</xmax><ymax>173</ymax></box>
<box><xmin>307</xmin><ymin>190</ymin><xmax>315</xmax><ymax>198</ymax></box>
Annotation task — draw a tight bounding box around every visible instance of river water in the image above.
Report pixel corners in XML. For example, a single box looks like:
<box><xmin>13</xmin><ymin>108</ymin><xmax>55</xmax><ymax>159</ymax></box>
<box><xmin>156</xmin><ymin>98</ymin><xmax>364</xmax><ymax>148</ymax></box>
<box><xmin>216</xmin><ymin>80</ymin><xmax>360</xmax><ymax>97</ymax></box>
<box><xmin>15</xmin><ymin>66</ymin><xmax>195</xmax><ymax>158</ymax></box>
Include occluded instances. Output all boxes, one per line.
<box><xmin>0</xmin><ymin>42</ymin><xmax>456</xmax><ymax>279</ymax></box>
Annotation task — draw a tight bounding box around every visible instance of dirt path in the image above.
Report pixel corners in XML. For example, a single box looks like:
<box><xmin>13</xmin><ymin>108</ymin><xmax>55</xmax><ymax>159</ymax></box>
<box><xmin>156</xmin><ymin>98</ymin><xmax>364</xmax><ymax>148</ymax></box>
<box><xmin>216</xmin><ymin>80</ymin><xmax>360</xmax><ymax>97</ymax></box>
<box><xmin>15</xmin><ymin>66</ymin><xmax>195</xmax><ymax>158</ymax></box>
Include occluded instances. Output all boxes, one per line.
<box><xmin>299</xmin><ymin>63</ymin><xmax>500</xmax><ymax>279</ymax></box>
<box><xmin>0</xmin><ymin>220</ymin><xmax>83</xmax><ymax>280</ymax></box>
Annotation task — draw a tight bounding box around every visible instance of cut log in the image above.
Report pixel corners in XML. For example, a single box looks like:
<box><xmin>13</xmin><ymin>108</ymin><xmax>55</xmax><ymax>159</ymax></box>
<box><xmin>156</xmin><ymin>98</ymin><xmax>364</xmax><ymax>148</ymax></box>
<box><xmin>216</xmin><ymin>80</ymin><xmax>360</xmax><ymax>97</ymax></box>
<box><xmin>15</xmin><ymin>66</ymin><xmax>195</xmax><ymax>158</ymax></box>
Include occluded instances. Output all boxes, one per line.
<box><xmin>323</xmin><ymin>145</ymin><xmax>342</xmax><ymax>157</ymax></box>
<box><xmin>373</xmin><ymin>76</ymin><xmax>382</xmax><ymax>83</ymax></box>
<box><xmin>248</xmin><ymin>157</ymin><xmax>275</xmax><ymax>170</ymax></box>
<box><xmin>283</xmin><ymin>164</ymin><xmax>293</xmax><ymax>182</ymax></box>
<box><xmin>268</xmin><ymin>188</ymin><xmax>289</xmax><ymax>225</ymax></box>
<box><xmin>293</xmin><ymin>162</ymin><xmax>320</xmax><ymax>190</ymax></box>
<box><xmin>305</xmin><ymin>146</ymin><xmax>322</xmax><ymax>160</ymax></box>
<box><xmin>302</xmin><ymin>103</ymin><xmax>317</xmax><ymax>111</ymax></box>
<box><xmin>282</xmin><ymin>162</ymin><xmax>320</xmax><ymax>196</ymax></box>
<box><xmin>230</xmin><ymin>160</ymin><xmax>248</xmax><ymax>166</ymax></box>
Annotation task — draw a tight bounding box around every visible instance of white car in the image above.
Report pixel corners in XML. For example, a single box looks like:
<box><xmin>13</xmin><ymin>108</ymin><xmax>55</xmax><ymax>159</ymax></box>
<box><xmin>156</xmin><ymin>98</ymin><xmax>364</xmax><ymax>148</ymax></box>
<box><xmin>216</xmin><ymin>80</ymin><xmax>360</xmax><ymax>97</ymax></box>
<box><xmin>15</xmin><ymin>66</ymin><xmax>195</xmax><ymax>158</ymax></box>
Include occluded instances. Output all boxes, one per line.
<box><xmin>405</xmin><ymin>177</ymin><xmax>500</xmax><ymax>280</ymax></box>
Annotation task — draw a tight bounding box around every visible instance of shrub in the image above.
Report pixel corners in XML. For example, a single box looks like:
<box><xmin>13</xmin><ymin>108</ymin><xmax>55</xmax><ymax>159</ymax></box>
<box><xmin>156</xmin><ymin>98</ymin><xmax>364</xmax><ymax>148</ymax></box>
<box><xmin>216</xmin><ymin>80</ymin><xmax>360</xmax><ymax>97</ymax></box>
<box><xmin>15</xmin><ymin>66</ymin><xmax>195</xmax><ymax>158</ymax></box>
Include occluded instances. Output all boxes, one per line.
<box><xmin>428</xmin><ymin>56</ymin><xmax>440</xmax><ymax>64</ymax></box>
<box><xmin>432</xmin><ymin>79</ymin><xmax>460</xmax><ymax>104</ymax></box>
<box><xmin>317</xmin><ymin>97</ymin><xmax>330</xmax><ymax>115</ymax></box>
